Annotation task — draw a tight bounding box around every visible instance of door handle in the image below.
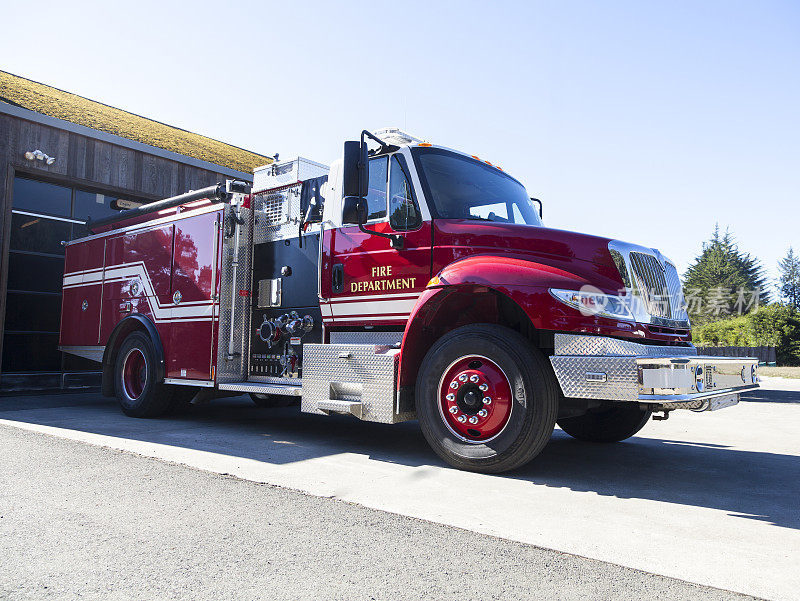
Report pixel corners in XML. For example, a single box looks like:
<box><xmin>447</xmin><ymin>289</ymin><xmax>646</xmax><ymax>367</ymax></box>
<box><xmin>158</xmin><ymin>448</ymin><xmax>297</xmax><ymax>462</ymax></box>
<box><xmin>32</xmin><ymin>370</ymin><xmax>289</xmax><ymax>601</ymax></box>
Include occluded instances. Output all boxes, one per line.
<box><xmin>332</xmin><ymin>264</ymin><xmax>344</xmax><ymax>294</ymax></box>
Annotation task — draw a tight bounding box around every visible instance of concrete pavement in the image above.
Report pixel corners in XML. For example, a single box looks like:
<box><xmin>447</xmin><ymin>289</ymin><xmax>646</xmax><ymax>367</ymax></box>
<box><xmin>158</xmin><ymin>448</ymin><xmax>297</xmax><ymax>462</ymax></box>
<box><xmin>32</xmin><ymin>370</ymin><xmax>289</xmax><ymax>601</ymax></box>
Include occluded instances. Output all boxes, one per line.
<box><xmin>0</xmin><ymin>380</ymin><xmax>798</xmax><ymax>600</ymax></box>
<box><xmin>1</xmin><ymin>425</ymin><xmax>759</xmax><ymax>601</ymax></box>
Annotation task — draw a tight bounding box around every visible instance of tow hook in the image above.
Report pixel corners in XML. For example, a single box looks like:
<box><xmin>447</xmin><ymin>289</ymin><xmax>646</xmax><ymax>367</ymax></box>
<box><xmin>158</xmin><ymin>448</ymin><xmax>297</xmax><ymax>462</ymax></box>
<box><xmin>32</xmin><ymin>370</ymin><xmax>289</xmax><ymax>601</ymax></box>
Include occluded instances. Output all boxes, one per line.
<box><xmin>652</xmin><ymin>410</ymin><xmax>670</xmax><ymax>421</ymax></box>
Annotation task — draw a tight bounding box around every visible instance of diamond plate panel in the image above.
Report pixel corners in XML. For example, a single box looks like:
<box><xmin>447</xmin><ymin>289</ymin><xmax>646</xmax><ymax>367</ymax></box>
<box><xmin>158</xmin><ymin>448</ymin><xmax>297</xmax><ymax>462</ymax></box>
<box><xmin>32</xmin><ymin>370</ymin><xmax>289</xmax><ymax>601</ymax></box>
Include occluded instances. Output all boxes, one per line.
<box><xmin>216</xmin><ymin>205</ymin><xmax>253</xmax><ymax>384</ymax></box>
<box><xmin>657</xmin><ymin>399</ymin><xmax>705</xmax><ymax>410</ymax></box>
<box><xmin>248</xmin><ymin>375</ymin><xmax>301</xmax><ymax>385</ymax></box>
<box><xmin>301</xmin><ymin>344</ymin><xmax>415</xmax><ymax>423</ymax></box>
<box><xmin>554</xmin><ymin>334</ymin><xmax>696</xmax><ymax>357</ymax></box>
<box><xmin>253</xmin><ymin>186</ymin><xmax>302</xmax><ymax>243</ymax></box>
<box><xmin>550</xmin><ymin>355</ymin><xmax>640</xmax><ymax>401</ymax></box>
<box><xmin>330</xmin><ymin>331</ymin><xmax>403</xmax><ymax>346</ymax></box>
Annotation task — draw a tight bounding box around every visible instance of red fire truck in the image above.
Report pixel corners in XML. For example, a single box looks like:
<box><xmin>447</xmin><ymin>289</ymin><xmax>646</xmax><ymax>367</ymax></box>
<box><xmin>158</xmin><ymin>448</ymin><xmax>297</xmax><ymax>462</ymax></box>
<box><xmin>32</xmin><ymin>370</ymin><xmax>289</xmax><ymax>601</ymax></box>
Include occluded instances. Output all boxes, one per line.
<box><xmin>59</xmin><ymin>128</ymin><xmax>759</xmax><ymax>473</ymax></box>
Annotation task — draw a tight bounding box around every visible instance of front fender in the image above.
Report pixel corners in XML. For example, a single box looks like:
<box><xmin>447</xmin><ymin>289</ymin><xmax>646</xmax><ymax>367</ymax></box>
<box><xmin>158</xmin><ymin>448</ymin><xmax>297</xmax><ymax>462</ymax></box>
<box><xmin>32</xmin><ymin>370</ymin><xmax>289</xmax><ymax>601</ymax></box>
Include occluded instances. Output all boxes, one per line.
<box><xmin>435</xmin><ymin>254</ymin><xmax>621</xmax><ymax>293</ymax></box>
<box><xmin>398</xmin><ymin>256</ymin><xmax>648</xmax><ymax>389</ymax></box>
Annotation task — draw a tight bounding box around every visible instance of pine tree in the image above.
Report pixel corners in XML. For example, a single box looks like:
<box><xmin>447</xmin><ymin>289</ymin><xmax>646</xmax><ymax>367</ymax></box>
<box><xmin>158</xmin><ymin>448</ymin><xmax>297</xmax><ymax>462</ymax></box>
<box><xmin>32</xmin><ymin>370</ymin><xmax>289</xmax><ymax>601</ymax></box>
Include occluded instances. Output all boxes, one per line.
<box><xmin>778</xmin><ymin>247</ymin><xmax>800</xmax><ymax>311</ymax></box>
<box><xmin>682</xmin><ymin>225</ymin><xmax>769</xmax><ymax>326</ymax></box>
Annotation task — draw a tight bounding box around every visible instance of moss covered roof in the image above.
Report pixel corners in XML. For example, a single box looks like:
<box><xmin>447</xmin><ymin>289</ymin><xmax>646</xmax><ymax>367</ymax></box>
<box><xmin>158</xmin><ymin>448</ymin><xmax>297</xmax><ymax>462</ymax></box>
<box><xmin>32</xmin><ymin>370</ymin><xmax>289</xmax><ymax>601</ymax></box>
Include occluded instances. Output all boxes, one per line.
<box><xmin>0</xmin><ymin>70</ymin><xmax>270</xmax><ymax>173</ymax></box>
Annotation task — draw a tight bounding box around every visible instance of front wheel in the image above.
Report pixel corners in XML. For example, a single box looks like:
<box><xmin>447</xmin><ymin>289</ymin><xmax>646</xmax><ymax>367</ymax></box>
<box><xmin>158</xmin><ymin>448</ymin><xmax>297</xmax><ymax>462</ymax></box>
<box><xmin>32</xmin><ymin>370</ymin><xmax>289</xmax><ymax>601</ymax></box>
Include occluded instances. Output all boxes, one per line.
<box><xmin>415</xmin><ymin>324</ymin><xmax>559</xmax><ymax>473</ymax></box>
<box><xmin>557</xmin><ymin>405</ymin><xmax>652</xmax><ymax>443</ymax></box>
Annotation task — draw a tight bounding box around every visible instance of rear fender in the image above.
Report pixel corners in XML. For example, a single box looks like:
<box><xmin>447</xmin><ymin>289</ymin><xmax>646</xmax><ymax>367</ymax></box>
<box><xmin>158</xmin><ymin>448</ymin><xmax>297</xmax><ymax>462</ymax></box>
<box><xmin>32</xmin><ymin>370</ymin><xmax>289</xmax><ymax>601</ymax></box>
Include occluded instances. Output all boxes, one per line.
<box><xmin>100</xmin><ymin>314</ymin><xmax>165</xmax><ymax>397</ymax></box>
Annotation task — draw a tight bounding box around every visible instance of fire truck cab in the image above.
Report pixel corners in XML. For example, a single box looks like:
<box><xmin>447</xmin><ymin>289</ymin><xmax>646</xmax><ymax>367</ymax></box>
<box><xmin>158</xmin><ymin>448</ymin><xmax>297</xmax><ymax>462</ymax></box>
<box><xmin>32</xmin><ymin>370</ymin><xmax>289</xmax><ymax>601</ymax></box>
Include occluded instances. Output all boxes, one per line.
<box><xmin>60</xmin><ymin>128</ymin><xmax>759</xmax><ymax>473</ymax></box>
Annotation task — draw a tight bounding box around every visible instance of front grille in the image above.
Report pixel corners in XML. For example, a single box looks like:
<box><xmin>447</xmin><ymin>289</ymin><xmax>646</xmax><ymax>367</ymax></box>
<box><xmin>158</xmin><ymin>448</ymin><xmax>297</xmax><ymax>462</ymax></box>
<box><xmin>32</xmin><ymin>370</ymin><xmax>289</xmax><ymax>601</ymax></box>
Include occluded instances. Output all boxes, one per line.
<box><xmin>629</xmin><ymin>252</ymin><xmax>673</xmax><ymax>319</ymax></box>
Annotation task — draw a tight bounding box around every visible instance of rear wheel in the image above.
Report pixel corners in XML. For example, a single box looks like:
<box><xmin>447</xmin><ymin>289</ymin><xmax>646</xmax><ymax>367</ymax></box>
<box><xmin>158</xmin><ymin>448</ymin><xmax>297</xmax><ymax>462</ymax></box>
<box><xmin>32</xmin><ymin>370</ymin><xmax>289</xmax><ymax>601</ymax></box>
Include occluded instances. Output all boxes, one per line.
<box><xmin>415</xmin><ymin>324</ymin><xmax>558</xmax><ymax>473</ymax></box>
<box><xmin>114</xmin><ymin>331</ymin><xmax>178</xmax><ymax>418</ymax></box>
<box><xmin>557</xmin><ymin>405</ymin><xmax>652</xmax><ymax>443</ymax></box>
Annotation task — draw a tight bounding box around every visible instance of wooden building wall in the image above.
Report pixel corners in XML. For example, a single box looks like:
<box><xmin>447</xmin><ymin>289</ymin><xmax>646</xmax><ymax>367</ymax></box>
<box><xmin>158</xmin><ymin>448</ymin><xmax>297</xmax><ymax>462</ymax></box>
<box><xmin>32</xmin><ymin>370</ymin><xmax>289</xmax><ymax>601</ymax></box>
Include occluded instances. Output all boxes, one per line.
<box><xmin>0</xmin><ymin>110</ymin><xmax>251</xmax><ymax>389</ymax></box>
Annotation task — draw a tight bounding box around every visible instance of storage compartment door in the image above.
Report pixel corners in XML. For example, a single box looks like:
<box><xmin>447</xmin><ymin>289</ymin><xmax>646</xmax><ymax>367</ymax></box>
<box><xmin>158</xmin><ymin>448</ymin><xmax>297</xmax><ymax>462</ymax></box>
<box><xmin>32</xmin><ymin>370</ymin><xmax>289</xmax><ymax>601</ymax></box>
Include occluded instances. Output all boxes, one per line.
<box><xmin>168</xmin><ymin>211</ymin><xmax>220</xmax><ymax>380</ymax></box>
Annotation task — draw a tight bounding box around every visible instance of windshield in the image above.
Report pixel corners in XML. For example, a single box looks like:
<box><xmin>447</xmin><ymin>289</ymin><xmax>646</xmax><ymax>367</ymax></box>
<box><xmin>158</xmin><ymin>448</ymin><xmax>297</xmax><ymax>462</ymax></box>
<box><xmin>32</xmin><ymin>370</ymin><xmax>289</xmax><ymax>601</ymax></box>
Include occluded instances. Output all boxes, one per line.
<box><xmin>412</xmin><ymin>147</ymin><xmax>542</xmax><ymax>226</ymax></box>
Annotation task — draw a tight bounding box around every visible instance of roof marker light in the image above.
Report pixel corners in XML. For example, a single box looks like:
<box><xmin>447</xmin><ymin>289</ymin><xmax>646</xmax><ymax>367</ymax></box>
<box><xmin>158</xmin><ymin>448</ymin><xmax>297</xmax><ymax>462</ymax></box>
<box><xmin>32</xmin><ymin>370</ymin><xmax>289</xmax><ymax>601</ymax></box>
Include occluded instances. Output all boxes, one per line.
<box><xmin>418</xmin><ymin>142</ymin><xmax>432</xmax><ymax>147</ymax></box>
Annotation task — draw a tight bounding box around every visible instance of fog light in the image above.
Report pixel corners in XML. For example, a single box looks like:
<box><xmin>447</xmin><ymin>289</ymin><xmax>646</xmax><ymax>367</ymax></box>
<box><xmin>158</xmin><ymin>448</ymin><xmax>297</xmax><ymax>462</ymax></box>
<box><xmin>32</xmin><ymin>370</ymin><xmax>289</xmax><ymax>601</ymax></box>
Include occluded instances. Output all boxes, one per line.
<box><xmin>696</xmin><ymin>366</ymin><xmax>705</xmax><ymax>392</ymax></box>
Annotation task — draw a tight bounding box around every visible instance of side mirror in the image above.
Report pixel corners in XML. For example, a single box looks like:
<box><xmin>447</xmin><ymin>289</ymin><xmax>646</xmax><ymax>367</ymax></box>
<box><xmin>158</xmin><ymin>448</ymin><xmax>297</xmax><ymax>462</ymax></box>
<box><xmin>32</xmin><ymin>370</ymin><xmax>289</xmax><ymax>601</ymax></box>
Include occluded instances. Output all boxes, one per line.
<box><xmin>342</xmin><ymin>196</ymin><xmax>366</xmax><ymax>225</ymax></box>
<box><xmin>342</xmin><ymin>140</ymin><xmax>368</xmax><ymax>198</ymax></box>
<box><xmin>530</xmin><ymin>197</ymin><xmax>543</xmax><ymax>219</ymax></box>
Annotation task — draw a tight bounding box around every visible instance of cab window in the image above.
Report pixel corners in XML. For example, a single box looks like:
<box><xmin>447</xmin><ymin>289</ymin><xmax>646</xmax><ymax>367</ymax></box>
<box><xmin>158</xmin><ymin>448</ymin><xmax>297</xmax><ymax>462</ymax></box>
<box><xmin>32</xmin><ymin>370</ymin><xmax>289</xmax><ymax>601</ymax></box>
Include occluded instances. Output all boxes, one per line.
<box><xmin>389</xmin><ymin>156</ymin><xmax>421</xmax><ymax>230</ymax></box>
<box><xmin>365</xmin><ymin>156</ymin><xmax>388</xmax><ymax>221</ymax></box>
<box><xmin>412</xmin><ymin>147</ymin><xmax>542</xmax><ymax>226</ymax></box>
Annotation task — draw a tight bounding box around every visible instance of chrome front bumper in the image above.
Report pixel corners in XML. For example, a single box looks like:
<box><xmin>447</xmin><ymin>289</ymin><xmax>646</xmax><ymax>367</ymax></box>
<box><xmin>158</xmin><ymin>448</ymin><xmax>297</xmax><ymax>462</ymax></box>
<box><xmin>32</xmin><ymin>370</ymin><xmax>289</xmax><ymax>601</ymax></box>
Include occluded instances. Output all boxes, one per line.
<box><xmin>549</xmin><ymin>334</ymin><xmax>759</xmax><ymax>410</ymax></box>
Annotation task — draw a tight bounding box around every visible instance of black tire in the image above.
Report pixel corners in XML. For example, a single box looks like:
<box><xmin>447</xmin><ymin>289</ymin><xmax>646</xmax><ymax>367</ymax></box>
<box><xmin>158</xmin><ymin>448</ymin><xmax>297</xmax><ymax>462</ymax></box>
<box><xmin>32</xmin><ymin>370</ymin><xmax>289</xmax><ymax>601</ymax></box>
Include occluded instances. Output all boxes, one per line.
<box><xmin>415</xmin><ymin>324</ymin><xmax>559</xmax><ymax>473</ymax></box>
<box><xmin>249</xmin><ymin>393</ymin><xmax>297</xmax><ymax>408</ymax></box>
<box><xmin>114</xmin><ymin>331</ymin><xmax>178</xmax><ymax>418</ymax></box>
<box><xmin>557</xmin><ymin>405</ymin><xmax>652</xmax><ymax>443</ymax></box>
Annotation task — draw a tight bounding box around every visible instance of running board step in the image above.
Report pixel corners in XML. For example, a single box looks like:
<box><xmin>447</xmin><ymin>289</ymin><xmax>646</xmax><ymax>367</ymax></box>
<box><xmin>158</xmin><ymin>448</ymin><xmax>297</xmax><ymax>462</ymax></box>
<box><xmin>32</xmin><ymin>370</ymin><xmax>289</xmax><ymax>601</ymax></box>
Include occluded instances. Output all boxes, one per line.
<box><xmin>217</xmin><ymin>382</ymin><xmax>303</xmax><ymax>396</ymax></box>
<box><xmin>317</xmin><ymin>399</ymin><xmax>363</xmax><ymax>419</ymax></box>
<box><xmin>301</xmin><ymin>343</ymin><xmax>414</xmax><ymax>424</ymax></box>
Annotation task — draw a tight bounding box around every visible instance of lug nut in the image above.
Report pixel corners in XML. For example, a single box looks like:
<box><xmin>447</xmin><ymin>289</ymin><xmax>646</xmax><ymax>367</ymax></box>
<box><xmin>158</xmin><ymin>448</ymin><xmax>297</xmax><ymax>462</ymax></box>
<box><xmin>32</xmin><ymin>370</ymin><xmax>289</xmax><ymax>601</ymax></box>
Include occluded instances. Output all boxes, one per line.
<box><xmin>449</xmin><ymin>406</ymin><xmax>459</xmax><ymax>414</ymax></box>
<box><xmin>483</xmin><ymin>397</ymin><xmax>492</xmax><ymax>405</ymax></box>
<box><xmin>446</xmin><ymin>393</ymin><xmax>455</xmax><ymax>401</ymax></box>
<box><xmin>450</xmin><ymin>381</ymin><xmax>459</xmax><ymax>389</ymax></box>
<box><xmin>457</xmin><ymin>415</ymin><xmax>467</xmax><ymax>423</ymax></box>
<box><xmin>458</xmin><ymin>374</ymin><xmax>468</xmax><ymax>382</ymax></box>
<box><xmin>479</xmin><ymin>384</ymin><xmax>488</xmax><ymax>392</ymax></box>
<box><xmin>468</xmin><ymin>416</ymin><xmax>479</xmax><ymax>424</ymax></box>
<box><xmin>469</xmin><ymin>374</ymin><xmax>479</xmax><ymax>383</ymax></box>
<box><xmin>477</xmin><ymin>409</ymin><xmax>487</xmax><ymax>417</ymax></box>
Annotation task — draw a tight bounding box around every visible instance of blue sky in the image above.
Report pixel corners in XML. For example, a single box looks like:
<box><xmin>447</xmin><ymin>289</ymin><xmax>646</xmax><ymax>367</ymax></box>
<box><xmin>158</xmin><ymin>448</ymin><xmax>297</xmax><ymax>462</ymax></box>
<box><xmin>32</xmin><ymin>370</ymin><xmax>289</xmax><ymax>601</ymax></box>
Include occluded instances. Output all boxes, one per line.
<box><xmin>3</xmin><ymin>1</ymin><xmax>798</xmax><ymax>294</ymax></box>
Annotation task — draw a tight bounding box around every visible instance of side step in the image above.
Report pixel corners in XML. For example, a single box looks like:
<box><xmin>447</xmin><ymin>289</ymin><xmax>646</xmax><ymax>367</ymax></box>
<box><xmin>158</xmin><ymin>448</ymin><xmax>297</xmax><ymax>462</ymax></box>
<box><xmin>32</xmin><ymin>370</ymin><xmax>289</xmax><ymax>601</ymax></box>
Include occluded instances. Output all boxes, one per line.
<box><xmin>301</xmin><ymin>343</ymin><xmax>415</xmax><ymax>424</ymax></box>
<box><xmin>217</xmin><ymin>382</ymin><xmax>303</xmax><ymax>396</ymax></box>
<box><xmin>317</xmin><ymin>399</ymin><xmax>363</xmax><ymax>418</ymax></box>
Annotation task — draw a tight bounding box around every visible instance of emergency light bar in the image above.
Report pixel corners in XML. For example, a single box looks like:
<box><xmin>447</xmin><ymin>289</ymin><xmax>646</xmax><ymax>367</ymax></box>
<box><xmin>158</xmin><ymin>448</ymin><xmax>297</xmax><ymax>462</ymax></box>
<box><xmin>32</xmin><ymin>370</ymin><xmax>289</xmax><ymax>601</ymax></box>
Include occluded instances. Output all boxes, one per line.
<box><xmin>373</xmin><ymin>127</ymin><xmax>425</xmax><ymax>147</ymax></box>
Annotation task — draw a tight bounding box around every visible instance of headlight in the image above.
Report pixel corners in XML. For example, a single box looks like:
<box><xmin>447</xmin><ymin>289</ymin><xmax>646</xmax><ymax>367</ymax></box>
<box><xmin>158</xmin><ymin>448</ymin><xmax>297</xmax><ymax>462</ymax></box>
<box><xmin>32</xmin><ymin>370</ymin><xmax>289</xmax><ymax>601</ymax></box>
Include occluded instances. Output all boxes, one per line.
<box><xmin>550</xmin><ymin>287</ymin><xmax>634</xmax><ymax>321</ymax></box>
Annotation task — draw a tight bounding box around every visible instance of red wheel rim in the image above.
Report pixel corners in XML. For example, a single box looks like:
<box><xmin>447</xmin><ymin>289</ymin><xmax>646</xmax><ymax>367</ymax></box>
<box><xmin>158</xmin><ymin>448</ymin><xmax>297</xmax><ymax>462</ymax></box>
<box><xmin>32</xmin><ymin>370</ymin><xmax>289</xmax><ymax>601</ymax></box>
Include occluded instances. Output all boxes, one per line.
<box><xmin>438</xmin><ymin>355</ymin><xmax>513</xmax><ymax>442</ymax></box>
<box><xmin>122</xmin><ymin>349</ymin><xmax>147</xmax><ymax>400</ymax></box>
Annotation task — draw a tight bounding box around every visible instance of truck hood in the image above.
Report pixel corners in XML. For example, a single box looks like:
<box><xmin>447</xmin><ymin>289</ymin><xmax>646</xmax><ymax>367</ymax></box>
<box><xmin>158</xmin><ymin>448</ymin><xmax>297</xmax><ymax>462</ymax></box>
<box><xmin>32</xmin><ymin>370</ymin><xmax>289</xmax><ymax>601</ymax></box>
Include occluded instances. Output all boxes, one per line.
<box><xmin>433</xmin><ymin>220</ymin><xmax>626</xmax><ymax>290</ymax></box>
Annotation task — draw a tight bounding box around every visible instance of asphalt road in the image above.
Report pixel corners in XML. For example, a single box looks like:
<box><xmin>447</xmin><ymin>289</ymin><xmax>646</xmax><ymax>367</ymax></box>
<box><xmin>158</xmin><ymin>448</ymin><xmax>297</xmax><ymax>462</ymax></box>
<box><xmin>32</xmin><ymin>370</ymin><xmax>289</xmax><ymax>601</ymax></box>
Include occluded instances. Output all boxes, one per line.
<box><xmin>0</xmin><ymin>424</ymin><xmax>758</xmax><ymax>601</ymax></box>
<box><xmin>0</xmin><ymin>378</ymin><xmax>797</xmax><ymax>600</ymax></box>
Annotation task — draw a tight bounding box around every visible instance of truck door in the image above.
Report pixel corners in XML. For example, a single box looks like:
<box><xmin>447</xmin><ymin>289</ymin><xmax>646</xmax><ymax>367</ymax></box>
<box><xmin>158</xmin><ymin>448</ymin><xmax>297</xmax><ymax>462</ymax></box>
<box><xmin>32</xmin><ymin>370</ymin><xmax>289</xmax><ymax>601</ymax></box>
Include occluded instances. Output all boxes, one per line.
<box><xmin>324</xmin><ymin>152</ymin><xmax>431</xmax><ymax>327</ymax></box>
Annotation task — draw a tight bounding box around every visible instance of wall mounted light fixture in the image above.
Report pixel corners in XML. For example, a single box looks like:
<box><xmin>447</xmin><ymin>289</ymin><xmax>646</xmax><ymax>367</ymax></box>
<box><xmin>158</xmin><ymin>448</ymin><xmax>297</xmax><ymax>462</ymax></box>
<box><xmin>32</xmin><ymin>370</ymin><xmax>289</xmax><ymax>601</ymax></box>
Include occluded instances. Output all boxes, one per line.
<box><xmin>24</xmin><ymin>149</ymin><xmax>56</xmax><ymax>165</ymax></box>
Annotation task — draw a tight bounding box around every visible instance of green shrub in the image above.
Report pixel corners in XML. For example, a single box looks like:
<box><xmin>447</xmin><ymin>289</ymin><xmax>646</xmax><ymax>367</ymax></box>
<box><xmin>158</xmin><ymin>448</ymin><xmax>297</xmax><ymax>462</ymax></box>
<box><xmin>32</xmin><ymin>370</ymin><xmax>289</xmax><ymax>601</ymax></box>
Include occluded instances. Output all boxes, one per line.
<box><xmin>692</xmin><ymin>304</ymin><xmax>800</xmax><ymax>366</ymax></box>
